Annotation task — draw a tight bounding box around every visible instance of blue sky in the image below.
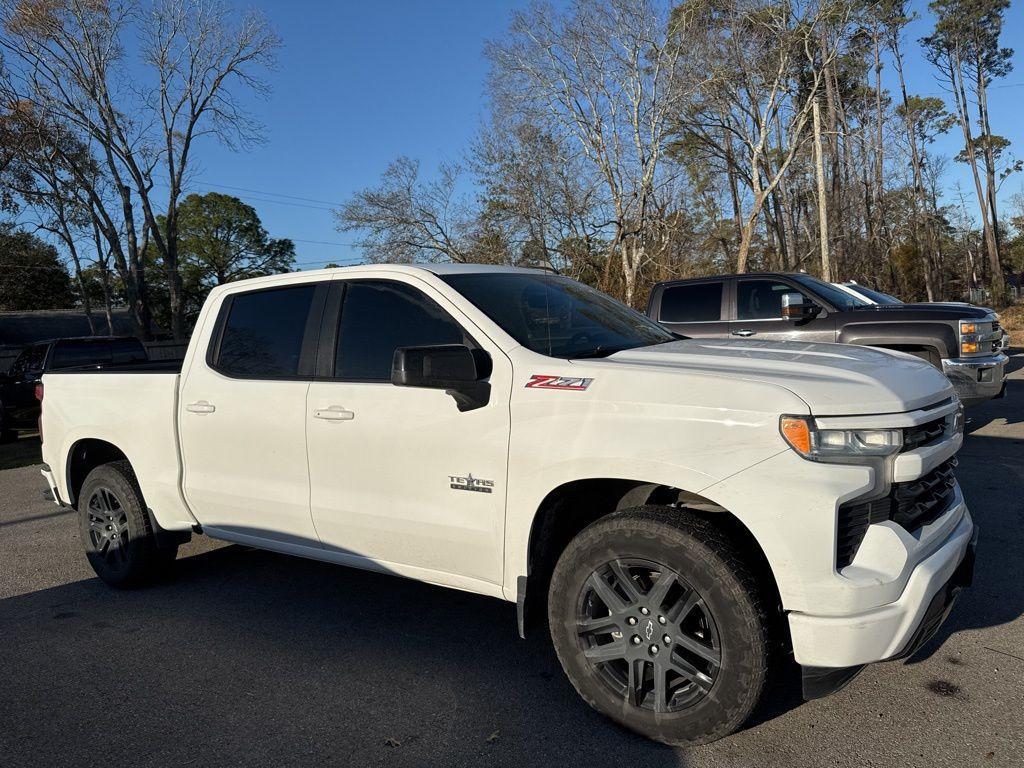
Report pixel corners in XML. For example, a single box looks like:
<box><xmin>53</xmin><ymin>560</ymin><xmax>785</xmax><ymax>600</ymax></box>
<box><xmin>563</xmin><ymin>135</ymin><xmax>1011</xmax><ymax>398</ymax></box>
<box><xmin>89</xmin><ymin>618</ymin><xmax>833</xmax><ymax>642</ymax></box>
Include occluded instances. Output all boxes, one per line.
<box><xmin>184</xmin><ymin>0</ymin><xmax>1024</xmax><ymax>270</ymax></box>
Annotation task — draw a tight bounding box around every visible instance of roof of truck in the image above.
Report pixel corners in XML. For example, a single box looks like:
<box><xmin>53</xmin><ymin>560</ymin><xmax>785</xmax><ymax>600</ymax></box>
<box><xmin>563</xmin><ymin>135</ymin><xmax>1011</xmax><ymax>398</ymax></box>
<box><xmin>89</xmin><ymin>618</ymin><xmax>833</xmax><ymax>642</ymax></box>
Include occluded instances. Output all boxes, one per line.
<box><xmin>654</xmin><ymin>272</ymin><xmax>815</xmax><ymax>286</ymax></box>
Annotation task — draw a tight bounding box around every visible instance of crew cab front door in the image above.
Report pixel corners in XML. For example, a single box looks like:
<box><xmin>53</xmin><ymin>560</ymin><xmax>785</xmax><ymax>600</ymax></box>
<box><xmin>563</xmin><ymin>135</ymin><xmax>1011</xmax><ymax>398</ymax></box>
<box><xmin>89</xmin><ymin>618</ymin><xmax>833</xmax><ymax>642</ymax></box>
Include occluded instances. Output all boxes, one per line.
<box><xmin>305</xmin><ymin>276</ymin><xmax>510</xmax><ymax>588</ymax></box>
<box><xmin>729</xmin><ymin>278</ymin><xmax>836</xmax><ymax>342</ymax></box>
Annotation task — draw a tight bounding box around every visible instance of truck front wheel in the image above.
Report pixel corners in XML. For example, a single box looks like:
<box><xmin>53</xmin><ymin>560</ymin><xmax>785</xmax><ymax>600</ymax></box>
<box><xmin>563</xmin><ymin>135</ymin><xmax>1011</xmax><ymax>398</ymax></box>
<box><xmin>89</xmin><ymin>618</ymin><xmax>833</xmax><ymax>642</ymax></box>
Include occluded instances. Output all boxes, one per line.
<box><xmin>547</xmin><ymin>506</ymin><xmax>770</xmax><ymax>746</ymax></box>
<box><xmin>78</xmin><ymin>461</ymin><xmax>177</xmax><ymax>588</ymax></box>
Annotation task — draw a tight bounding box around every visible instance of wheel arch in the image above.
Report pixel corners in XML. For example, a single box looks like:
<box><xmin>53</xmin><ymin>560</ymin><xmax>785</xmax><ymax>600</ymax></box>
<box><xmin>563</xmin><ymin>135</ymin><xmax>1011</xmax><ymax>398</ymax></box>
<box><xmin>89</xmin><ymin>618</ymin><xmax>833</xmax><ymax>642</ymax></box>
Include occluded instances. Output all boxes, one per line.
<box><xmin>517</xmin><ymin>478</ymin><xmax>784</xmax><ymax>641</ymax></box>
<box><xmin>837</xmin><ymin>323</ymin><xmax>955</xmax><ymax>361</ymax></box>
<box><xmin>65</xmin><ymin>438</ymin><xmax>130</xmax><ymax>508</ymax></box>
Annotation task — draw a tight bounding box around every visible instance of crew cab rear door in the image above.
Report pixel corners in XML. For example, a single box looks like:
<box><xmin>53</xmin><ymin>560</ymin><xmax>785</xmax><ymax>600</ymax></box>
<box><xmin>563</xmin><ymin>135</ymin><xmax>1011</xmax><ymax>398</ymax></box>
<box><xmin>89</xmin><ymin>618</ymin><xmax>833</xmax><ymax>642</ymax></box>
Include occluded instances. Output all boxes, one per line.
<box><xmin>729</xmin><ymin>277</ymin><xmax>836</xmax><ymax>342</ymax></box>
<box><xmin>305</xmin><ymin>274</ymin><xmax>511</xmax><ymax>588</ymax></box>
<box><xmin>178</xmin><ymin>279</ymin><xmax>327</xmax><ymax>545</ymax></box>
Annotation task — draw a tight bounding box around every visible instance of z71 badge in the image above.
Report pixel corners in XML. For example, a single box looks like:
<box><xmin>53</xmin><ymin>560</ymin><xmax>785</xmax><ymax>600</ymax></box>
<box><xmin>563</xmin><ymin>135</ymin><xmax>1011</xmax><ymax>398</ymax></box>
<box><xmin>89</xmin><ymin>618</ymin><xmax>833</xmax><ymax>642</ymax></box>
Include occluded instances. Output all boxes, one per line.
<box><xmin>525</xmin><ymin>375</ymin><xmax>594</xmax><ymax>391</ymax></box>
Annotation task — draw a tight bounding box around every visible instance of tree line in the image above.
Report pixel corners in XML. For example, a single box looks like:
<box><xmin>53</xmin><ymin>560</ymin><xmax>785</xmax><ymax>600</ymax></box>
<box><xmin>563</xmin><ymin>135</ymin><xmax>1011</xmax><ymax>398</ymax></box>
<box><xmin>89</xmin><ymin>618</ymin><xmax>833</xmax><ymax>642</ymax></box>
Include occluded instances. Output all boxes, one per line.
<box><xmin>337</xmin><ymin>0</ymin><xmax>1023</xmax><ymax>308</ymax></box>
<box><xmin>0</xmin><ymin>0</ymin><xmax>290</xmax><ymax>338</ymax></box>
<box><xmin>2</xmin><ymin>0</ymin><xmax>1021</xmax><ymax>338</ymax></box>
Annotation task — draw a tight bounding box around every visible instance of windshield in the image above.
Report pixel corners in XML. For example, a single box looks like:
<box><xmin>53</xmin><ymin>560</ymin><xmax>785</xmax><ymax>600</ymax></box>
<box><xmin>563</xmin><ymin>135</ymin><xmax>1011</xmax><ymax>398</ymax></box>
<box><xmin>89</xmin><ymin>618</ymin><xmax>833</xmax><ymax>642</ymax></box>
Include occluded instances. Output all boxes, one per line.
<box><xmin>790</xmin><ymin>274</ymin><xmax>870</xmax><ymax>310</ymax></box>
<box><xmin>845</xmin><ymin>284</ymin><xmax>902</xmax><ymax>305</ymax></box>
<box><xmin>442</xmin><ymin>272</ymin><xmax>675</xmax><ymax>358</ymax></box>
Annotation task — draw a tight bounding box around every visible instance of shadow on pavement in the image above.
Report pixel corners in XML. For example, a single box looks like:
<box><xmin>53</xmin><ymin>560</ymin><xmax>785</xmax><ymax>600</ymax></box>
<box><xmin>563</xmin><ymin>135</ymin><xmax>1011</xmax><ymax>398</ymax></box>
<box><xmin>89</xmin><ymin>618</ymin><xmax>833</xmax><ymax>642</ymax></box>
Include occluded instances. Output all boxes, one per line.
<box><xmin>0</xmin><ymin>543</ymin><xmax>696</xmax><ymax>767</ymax></box>
<box><xmin>907</xmin><ymin>428</ymin><xmax>1024</xmax><ymax>664</ymax></box>
<box><xmin>0</xmin><ymin>431</ymin><xmax>41</xmax><ymax>471</ymax></box>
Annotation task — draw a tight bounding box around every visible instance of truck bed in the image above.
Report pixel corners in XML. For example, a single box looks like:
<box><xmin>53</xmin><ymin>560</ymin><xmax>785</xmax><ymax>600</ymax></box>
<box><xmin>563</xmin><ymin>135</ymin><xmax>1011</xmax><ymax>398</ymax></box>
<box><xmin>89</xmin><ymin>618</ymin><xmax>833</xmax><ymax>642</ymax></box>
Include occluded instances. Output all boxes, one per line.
<box><xmin>41</xmin><ymin>368</ymin><xmax>197</xmax><ymax>530</ymax></box>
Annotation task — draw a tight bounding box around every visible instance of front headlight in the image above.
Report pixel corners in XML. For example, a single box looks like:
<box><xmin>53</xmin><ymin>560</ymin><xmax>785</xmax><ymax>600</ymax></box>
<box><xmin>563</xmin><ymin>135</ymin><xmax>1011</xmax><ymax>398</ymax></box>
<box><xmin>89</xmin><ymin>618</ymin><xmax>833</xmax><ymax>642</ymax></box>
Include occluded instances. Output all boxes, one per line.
<box><xmin>780</xmin><ymin>415</ymin><xmax>902</xmax><ymax>462</ymax></box>
<box><xmin>960</xmin><ymin>319</ymin><xmax>992</xmax><ymax>356</ymax></box>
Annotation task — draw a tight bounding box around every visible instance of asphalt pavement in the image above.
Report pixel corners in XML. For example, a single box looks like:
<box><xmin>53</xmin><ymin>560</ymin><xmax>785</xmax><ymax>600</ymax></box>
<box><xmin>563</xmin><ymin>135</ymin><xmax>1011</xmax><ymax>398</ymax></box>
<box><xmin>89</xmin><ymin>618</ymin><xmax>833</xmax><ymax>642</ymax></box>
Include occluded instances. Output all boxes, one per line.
<box><xmin>1</xmin><ymin>354</ymin><xmax>1022</xmax><ymax>767</ymax></box>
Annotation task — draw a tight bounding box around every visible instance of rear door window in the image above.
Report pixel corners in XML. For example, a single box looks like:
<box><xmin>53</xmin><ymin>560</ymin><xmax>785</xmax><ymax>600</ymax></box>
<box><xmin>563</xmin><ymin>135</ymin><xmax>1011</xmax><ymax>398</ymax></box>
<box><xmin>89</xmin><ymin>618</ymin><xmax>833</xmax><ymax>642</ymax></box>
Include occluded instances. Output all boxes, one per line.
<box><xmin>659</xmin><ymin>282</ymin><xmax>723</xmax><ymax>322</ymax></box>
<box><xmin>111</xmin><ymin>338</ymin><xmax>148</xmax><ymax>364</ymax></box>
<box><xmin>50</xmin><ymin>340</ymin><xmax>112</xmax><ymax>369</ymax></box>
<box><xmin>214</xmin><ymin>285</ymin><xmax>318</xmax><ymax>377</ymax></box>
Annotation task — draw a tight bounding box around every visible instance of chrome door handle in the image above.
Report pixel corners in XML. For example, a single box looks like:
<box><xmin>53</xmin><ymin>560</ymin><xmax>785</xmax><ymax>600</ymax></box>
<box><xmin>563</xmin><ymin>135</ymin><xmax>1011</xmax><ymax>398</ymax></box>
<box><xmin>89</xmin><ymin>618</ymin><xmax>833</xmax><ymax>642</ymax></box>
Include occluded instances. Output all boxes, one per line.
<box><xmin>731</xmin><ymin>329</ymin><xmax>756</xmax><ymax>337</ymax></box>
<box><xmin>185</xmin><ymin>401</ymin><xmax>216</xmax><ymax>414</ymax></box>
<box><xmin>314</xmin><ymin>406</ymin><xmax>355</xmax><ymax>421</ymax></box>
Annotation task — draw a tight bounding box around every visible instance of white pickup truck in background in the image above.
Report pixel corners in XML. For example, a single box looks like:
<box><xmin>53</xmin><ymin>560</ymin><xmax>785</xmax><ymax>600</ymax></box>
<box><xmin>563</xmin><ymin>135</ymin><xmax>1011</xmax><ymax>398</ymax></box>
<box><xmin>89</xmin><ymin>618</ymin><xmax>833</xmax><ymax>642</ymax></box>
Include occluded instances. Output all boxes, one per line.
<box><xmin>38</xmin><ymin>264</ymin><xmax>977</xmax><ymax>745</ymax></box>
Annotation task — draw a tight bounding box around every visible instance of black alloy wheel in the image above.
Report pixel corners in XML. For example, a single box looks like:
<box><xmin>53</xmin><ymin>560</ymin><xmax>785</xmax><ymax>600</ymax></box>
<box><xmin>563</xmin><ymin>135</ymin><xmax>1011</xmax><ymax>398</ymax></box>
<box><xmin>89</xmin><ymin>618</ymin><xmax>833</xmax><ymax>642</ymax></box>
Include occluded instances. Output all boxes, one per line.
<box><xmin>85</xmin><ymin>486</ymin><xmax>131</xmax><ymax>568</ymax></box>
<box><xmin>548</xmin><ymin>506</ymin><xmax>770</xmax><ymax>746</ymax></box>
<box><xmin>78</xmin><ymin>460</ymin><xmax>177</xmax><ymax>588</ymax></box>
<box><xmin>576</xmin><ymin>558</ymin><xmax>722</xmax><ymax>713</ymax></box>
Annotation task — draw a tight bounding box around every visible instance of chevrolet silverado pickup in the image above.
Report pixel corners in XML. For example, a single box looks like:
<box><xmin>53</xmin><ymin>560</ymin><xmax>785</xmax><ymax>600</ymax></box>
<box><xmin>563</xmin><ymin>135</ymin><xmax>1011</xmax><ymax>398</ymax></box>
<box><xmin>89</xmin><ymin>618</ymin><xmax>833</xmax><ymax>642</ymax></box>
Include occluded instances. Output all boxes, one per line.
<box><xmin>647</xmin><ymin>272</ymin><xmax>1007</xmax><ymax>406</ymax></box>
<box><xmin>39</xmin><ymin>265</ymin><xmax>976</xmax><ymax>745</ymax></box>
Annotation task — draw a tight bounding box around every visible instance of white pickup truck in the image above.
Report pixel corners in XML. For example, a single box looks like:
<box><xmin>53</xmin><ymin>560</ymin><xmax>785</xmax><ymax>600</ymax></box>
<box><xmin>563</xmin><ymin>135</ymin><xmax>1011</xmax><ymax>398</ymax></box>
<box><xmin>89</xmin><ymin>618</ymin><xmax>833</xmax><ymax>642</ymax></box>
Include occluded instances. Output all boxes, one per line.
<box><xmin>39</xmin><ymin>264</ymin><xmax>977</xmax><ymax>745</ymax></box>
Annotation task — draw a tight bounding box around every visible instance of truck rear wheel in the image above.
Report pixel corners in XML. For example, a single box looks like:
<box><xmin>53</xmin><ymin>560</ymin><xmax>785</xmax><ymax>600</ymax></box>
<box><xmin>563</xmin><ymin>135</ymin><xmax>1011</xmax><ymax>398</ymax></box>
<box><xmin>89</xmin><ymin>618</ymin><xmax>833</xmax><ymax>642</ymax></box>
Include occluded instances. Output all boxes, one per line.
<box><xmin>547</xmin><ymin>506</ymin><xmax>770</xmax><ymax>746</ymax></box>
<box><xmin>78</xmin><ymin>461</ymin><xmax>177</xmax><ymax>588</ymax></box>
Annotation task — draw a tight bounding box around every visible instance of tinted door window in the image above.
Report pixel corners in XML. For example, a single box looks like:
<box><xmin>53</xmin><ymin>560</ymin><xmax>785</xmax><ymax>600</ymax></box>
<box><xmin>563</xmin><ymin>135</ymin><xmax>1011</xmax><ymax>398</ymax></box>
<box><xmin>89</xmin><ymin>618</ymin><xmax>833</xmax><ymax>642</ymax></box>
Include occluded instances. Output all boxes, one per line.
<box><xmin>737</xmin><ymin>281</ymin><xmax>805</xmax><ymax>321</ymax></box>
<box><xmin>111</xmin><ymin>338</ymin><xmax>148</xmax><ymax>364</ymax></box>
<box><xmin>335</xmin><ymin>280</ymin><xmax>468</xmax><ymax>381</ymax></box>
<box><xmin>8</xmin><ymin>345</ymin><xmax>43</xmax><ymax>378</ymax></box>
<box><xmin>659</xmin><ymin>283</ymin><xmax>723</xmax><ymax>322</ymax></box>
<box><xmin>51</xmin><ymin>340</ymin><xmax>112</xmax><ymax>369</ymax></box>
<box><xmin>216</xmin><ymin>285</ymin><xmax>316</xmax><ymax>377</ymax></box>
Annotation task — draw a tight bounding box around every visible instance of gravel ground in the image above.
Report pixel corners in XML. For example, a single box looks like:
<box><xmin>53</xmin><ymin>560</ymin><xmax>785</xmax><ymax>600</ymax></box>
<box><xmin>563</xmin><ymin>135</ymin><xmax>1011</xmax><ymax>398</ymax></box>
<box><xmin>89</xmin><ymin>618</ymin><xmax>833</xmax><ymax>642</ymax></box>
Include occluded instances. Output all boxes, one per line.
<box><xmin>1</xmin><ymin>354</ymin><xmax>1021</xmax><ymax>768</ymax></box>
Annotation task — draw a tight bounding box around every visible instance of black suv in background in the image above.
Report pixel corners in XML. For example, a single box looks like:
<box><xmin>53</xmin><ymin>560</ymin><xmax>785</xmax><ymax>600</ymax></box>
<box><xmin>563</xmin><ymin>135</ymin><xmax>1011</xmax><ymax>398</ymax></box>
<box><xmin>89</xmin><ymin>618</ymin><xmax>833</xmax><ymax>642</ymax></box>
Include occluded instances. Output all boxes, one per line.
<box><xmin>646</xmin><ymin>272</ymin><xmax>1007</xmax><ymax>406</ymax></box>
<box><xmin>0</xmin><ymin>337</ymin><xmax>147</xmax><ymax>439</ymax></box>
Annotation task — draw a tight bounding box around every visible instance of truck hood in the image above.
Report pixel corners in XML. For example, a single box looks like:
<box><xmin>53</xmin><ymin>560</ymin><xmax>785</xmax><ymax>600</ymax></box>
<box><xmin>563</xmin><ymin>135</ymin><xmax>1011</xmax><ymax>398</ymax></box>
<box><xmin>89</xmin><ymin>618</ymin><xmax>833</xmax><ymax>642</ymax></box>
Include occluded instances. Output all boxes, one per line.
<box><xmin>599</xmin><ymin>339</ymin><xmax>954</xmax><ymax>416</ymax></box>
<box><xmin>851</xmin><ymin>303</ymin><xmax>992</xmax><ymax>320</ymax></box>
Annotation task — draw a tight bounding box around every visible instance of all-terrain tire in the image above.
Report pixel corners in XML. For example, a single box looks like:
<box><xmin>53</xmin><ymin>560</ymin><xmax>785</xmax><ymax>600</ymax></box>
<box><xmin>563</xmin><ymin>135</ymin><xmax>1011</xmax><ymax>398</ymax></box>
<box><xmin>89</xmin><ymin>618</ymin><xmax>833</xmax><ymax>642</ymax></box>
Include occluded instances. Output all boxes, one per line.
<box><xmin>547</xmin><ymin>505</ymin><xmax>770</xmax><ymax>746</ymax></box>
<box><xmin>78</xmin><ymin>460</ymin><xmax>177</xmax><ymax>588</ymax></box>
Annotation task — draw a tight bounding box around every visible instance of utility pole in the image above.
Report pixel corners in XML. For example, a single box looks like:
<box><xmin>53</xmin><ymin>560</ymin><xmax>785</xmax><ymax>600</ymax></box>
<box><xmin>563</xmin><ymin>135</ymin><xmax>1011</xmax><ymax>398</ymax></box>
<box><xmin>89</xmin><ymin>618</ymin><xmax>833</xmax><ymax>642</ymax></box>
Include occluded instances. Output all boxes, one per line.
<box><xmin>812</xmin><ymin>97</ymin><xmax>831</xmax><ymax>281</ymax></box>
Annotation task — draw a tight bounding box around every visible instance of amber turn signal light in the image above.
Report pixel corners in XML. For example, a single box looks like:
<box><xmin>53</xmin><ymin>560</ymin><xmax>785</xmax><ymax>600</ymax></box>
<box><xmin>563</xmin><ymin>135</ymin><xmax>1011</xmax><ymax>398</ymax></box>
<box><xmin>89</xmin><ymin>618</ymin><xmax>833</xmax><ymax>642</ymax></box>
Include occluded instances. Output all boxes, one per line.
<box><xmin>779</xmin><ymin>416</ymin><xmax>812</xmax><ymax>455</ymax></box>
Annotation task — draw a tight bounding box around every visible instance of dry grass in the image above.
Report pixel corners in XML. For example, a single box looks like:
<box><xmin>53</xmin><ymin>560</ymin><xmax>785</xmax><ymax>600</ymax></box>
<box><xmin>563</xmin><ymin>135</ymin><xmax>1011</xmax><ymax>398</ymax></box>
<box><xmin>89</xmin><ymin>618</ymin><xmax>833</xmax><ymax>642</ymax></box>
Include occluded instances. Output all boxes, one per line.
<box><xmin>998</xmin><ymin>303</ymin><xmax>1024</xmax><ymax>337</ymax></box>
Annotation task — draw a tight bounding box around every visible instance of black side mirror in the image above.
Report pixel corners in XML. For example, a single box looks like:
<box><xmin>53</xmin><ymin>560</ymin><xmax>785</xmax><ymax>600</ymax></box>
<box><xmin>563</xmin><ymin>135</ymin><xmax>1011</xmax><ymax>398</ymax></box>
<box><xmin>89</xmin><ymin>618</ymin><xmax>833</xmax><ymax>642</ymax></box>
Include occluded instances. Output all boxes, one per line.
<box><xmin>392</xmin><ymin>344</ymin><xmax>492</xmax><ymax>412</ymax></box>
<box><xmin>781</xmin><ymin>292</ymin><xmax>820</xmax><ymax>321</ymax></box>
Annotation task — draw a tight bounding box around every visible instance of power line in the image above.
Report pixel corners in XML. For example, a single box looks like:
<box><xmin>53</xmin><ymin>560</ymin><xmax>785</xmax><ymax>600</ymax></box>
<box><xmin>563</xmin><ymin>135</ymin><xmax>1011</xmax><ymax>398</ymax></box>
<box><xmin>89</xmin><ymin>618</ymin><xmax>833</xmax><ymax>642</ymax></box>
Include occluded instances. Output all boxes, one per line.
<box><xmin>151</xmin><ymin>179</ymin><xmax>336</xmax><ymax>212</ymax></box>
<box><xmin>292</xmin><ymin>237</ymin><xmax>364</xmax><ymax>246</ymax></box>
<box><xmin>175</xmin><ymin>179</ymin><xmax>345</xmax><ymax>207</ymax></box>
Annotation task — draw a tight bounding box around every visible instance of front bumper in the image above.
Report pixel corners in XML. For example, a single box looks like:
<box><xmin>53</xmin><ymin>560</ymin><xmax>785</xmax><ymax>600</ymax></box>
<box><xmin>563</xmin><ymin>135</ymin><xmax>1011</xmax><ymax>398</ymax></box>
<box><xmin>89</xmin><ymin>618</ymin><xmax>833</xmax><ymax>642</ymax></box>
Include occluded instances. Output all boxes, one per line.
<box><xmin>801</xmin><ymin>524</ymin><xmax>976</xmax><ymax>698</ymax></box>
<box><xmin>942</xmin><ymin>352</ymin><xmax>1007</xmax><ymax>406</ymax></box>
<box><xmin>789</xmin><ymin>507</ymin><xmax>975</xmax><ymax>669</ymax></box>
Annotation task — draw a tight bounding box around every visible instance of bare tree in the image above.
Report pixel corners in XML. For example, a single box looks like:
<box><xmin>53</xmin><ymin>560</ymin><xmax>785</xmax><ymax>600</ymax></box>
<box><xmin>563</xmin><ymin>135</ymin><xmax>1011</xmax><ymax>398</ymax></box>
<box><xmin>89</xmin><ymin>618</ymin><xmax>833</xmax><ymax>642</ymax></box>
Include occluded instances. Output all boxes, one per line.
<box><xmin>923</xmin><ymin>0</ymin><xmax>1013</xmax><ymax>301</ymax></box>
<box><xmin>0</xmin><ymin>0</ymin><xmax>280</xmax><ymax>338</ymax></box>
<box><xmin>335</xmin><ymin>156</ymin><xmax>470</xmax><ymax>264</ymax></box>
<box><xmin>140</xmin><ymin>0</ymin><xmax>279</xmax><ymax>339</ymax></box>
<box><xmin>683</xmin><ymin>0</ymin><xmax>849</xmax><ymax>273</ymax></box>
<box><xmin>485</xmin><ymin>0</ymin><xmax>702</xmax><ymax>304</ymax></box>
<box><xmin>469</xmin><ymin>119</ymin><xmax>604</xmax><ymax>275</ymax></box>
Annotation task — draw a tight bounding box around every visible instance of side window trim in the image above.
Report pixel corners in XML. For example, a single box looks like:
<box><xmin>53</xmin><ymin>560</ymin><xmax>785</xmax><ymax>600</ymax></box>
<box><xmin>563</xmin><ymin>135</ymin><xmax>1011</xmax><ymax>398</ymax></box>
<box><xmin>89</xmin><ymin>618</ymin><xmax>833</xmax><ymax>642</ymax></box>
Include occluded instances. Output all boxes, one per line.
<box><xmin>205</xmin><ymin>281</ymin><xmax>329</xmax><ymax>380</ymax></box>
<box><xmin>314</xmin><ymin>281</ymin><xmax>345</xmax><ymax>379</ymax></box>
<box><xmin>321</xmin><ymin>277</ymin><xmax>477</xmax><ymax>384</ymax></box>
